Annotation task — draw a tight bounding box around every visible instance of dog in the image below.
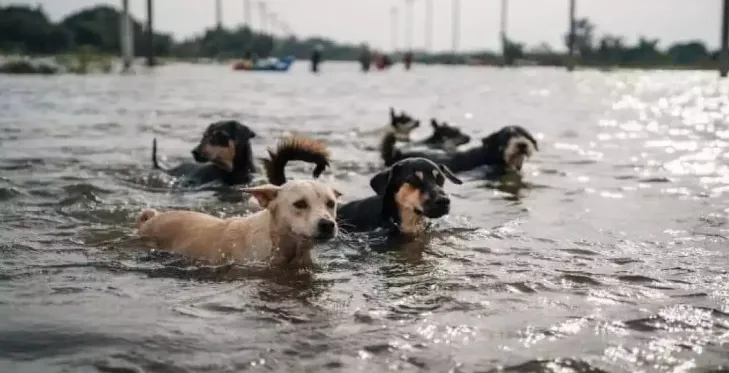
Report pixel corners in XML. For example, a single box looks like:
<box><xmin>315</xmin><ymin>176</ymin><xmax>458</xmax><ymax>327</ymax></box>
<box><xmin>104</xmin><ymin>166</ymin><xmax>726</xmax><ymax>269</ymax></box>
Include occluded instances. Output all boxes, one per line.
<box><xmin>137</xmin><ymin>135</ymin><xmax>341</xmax><ymax>267</ymax></box>
<box><xmin>389</xmin><ymin>107</ymin><xmax>421</xmax><ymax>142</ymax></box>
<box><xmin>151</xmin><ymin>120</ymin><xmax>257</xmax><ymax>186</ymax></box>
<box><xmin>404</xmin><ymin>118</ymin><xmax>471</xmax><ymax>153</ymax></box>
<box><xmin>381</xmin><ymin>125</ymin><xmax>538</xmax><ymax>177</ymax></box>
<box><xmin>337</xmin><ymin>158</ymin><xmax>462</xmax><ymax>237</ymax></box>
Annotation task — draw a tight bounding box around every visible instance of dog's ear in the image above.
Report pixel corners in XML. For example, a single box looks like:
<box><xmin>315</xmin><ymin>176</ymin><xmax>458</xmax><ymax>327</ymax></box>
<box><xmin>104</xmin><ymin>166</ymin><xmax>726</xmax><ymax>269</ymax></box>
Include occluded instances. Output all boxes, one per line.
<box><xmin>439</xmin><ymin>164</ymin><xmax>463</xmax><ymax>185</ymax></box>
<box><xmin>241</xmin><ymin>184</ymin><xmax>280</xmax><ymax>208</ymax></box>
<box><xmin>230</xmin><ymin>121</ymin><xmax>256</xmax><ymax>140</ymax></box>
<box><xmin>389</xmin><ymin>107</ymin><xmax>396</xmax><ymax>119</ymax></box>
<box><xmin>481</xmin><ymin>131</ymin><xmax>500</xmax><ymax>148</ymax></box>
<box><xmin>369</xmin><ymin>166</ymin><xmax>395</xmax><ymax>195</ymax></box>
<box><xmin>516</xmin><ymin>126</ymin><xmax>538</xmax><ymax>151</ymax></box>
<box><xmin>430</xmin><ymin>119</ymin><xmax>439</xmax><ymax>129</ymax></box>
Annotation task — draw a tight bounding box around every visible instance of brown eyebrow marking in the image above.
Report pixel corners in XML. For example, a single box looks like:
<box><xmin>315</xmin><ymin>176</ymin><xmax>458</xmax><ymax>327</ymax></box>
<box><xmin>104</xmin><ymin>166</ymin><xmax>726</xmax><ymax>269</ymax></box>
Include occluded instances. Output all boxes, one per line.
<box><xmin>415</xmin><ymin>171</ymin><xmax>424</xmax><ymax>181</ymax></box>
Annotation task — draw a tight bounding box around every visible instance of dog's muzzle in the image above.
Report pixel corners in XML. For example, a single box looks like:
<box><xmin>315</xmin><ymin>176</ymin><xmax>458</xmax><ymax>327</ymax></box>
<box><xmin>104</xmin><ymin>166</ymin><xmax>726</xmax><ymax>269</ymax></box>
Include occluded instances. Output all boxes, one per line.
<box><xmin>315</xmin><ymin>218</ymin><xmax>337</xmax><ymax>241</ymax></box>
<box><xmin>422</xmin><ymin>194</ymin><xmax>451</xmax><ymax>219</ymax></box>
<box><xmin>191</xmin><ymin>146</ymin><xmax>207</xmax><ymax>163</ymax></box>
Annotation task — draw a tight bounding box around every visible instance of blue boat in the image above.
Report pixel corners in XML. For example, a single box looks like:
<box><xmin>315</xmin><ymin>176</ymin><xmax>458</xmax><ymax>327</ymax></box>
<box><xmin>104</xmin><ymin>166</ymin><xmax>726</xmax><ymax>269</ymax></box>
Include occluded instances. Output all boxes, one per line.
<box><xmin>233</xmin><ymin>55</ymin><xmax>295</xmax><ymax>72</ymax></box>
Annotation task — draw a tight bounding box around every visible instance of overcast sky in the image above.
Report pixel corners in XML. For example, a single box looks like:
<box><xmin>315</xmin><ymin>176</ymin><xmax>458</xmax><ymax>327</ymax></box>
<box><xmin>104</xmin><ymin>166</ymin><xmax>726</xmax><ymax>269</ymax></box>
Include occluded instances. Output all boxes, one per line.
<box><xmin>9</xmin><ymin>0</ymin><xmax>723</xmax><ymax>52</ymax></box>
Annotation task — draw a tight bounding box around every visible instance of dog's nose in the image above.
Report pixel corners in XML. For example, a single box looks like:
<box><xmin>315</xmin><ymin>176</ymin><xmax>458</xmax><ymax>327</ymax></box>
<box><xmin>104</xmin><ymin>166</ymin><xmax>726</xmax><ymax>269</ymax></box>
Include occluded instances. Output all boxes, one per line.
<box><xmin>317</xmin><ymin>219</ymin><xmax>336</xmax><ymax>236</ymax></box>
<box><xmin>517</xmin><ymin>142</ymin><xmax>528</xmax><ymax>153</ymax></box>
<box><xmin>434</xmin><ymin>196</ymin><xmax>451</xmax><ymax>208</ymax></box>
<box><xmin>191</xmin><ymin>148</ymin><xmax>206</xmax><ymax>163</ymax></box>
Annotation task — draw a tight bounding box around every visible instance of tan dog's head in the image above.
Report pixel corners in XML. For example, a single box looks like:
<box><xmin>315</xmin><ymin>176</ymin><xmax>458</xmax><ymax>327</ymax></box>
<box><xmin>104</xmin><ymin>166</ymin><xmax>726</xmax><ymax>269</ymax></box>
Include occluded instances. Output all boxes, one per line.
<box><xmin>243</xmin><ymin>180</ymin><xmax>341</xmax><ymax>241</ymax></box>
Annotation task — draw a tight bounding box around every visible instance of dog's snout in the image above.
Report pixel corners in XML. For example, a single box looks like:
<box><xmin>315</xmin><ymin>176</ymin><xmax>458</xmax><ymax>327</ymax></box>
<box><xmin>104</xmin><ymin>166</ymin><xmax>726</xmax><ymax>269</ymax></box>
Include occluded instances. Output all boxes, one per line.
<box><xmin>517</xmin><ymin>142</ymin><xmax>529</xmax><ymax>153</ymax></box>
<box><xmin>192</xmin><ymin>147</ymin><xmax>206</xmax><ymax>163</ymax></box>
<box><xmin>317</xmin><ymin>219</ymin><xmax>336</xmax><ymax>238</ymax></box>
<box><xmin>434</xmin><ymin>196</ymin><xmax>450</xmax><ymax>207</ymax></box>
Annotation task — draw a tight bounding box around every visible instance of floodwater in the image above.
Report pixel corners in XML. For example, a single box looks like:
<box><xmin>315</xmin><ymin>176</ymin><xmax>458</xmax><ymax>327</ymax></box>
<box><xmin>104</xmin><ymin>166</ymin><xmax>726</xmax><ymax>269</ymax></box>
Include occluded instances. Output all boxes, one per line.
<box><xmin>1</xmin><ymin>62</ymin><xmax>729</xmax><ymax>373</ymax></box>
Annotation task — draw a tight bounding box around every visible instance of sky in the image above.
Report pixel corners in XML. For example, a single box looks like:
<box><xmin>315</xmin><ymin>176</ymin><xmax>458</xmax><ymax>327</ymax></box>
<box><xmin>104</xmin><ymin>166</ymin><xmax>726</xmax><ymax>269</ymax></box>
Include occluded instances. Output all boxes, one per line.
<box><xmin>9</xmin><ymin>0</ymin><xmax>723</xmax><ymax>52</ymax></box>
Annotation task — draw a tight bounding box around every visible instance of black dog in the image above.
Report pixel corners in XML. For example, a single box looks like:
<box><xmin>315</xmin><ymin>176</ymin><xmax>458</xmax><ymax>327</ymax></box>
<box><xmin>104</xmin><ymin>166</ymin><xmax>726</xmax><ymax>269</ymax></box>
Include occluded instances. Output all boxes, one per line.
<box><xmin>405</xmin><ymin>118</ymin><xmax>471</xmax><ymax>153</ymax></box>
<box><xmin>381</xmin><ymin>125</ymin><xmax>538</xmax><ymax>177</ymax></box>
<box><xmin>151</xmin><ymin>120</ymin><xmax>257</xmax><ymax>186</ymax></box>
<box><xmin>389</xmin><ymin>107</ymin><xmax>420</xmax><ymax>142</ymax></box>
<box><xmin>337</xmin><ymin>158</ymin><xmax>462</xmax><ymax>237</ymax></box>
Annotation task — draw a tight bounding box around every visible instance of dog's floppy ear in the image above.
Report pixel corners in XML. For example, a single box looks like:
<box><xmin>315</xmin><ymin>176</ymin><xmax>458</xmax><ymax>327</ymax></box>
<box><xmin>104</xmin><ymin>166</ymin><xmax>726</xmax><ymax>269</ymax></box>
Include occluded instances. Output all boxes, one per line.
<box><xmin>439</xmin><ymin>164</ymin><xmax>463</xmax><ymax>185</ymax></box>
<box><xmin>515</xmin><ymin>126</ymin><xmax>538</xmax><ymax>151</ymax></box>
<box><xmin>481</xmin><ymin>131</ymin><xmax>500</xmax><ymax>148</ymax></box>
<box><xmin>230</xmin><ymin>121</ymin><xmax>256</xmax><ymax>140</ymax></box>
<box><xmin>370</xmin><ymin>168</ymin><xmax>391</xmax><ymax>195</ymax></box>
<box><xmin>241</xmin><ymin>184</ymin><xmax>280</xmax><ymax>208</ymax></box>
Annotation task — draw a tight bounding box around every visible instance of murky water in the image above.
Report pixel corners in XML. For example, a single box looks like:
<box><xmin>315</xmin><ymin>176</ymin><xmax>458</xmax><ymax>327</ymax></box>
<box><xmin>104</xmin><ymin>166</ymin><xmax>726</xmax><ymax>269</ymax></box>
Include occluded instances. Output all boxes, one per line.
<box><xmin>1</xmin><ymin>62</ymin><xmax>729</xmax><ymax>373</ymax></box>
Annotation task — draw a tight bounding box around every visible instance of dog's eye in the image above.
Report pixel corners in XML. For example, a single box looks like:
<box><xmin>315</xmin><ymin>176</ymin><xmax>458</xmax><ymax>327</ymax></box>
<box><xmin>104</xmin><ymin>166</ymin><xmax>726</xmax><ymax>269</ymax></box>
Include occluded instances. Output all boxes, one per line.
<box><xmin>293</xmin><ymin>199</ymin><xmax>308</xmax><ymax>209</ymax></box>
<box><xmin>326</xmin><ymin>200</ymin><xmax>335</xmax><ymax>209</ymax></box>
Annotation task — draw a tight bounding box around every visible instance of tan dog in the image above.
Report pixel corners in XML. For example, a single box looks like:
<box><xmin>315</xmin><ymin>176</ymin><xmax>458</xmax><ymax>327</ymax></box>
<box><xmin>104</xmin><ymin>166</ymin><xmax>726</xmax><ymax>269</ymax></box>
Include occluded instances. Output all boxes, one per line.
<box><xmin>137</xmin><ymin>136</ymin><xmax>340</xmax><ymax>267</ymax></box>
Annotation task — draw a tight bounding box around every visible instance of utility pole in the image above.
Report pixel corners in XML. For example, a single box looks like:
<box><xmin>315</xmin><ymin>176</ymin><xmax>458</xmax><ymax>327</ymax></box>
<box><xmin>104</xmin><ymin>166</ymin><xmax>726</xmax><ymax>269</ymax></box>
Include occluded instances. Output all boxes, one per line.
<box><xmin>258</xmin><ymin>2</ymin><xmax>268</xmax><ymax>35</ymax></box>
<box><xmin>146</xmin><ymin>0</ymin><xmax>154</xmax><ymax>67</ymax></box>
<box><xmin>451</xmin><ymin>0</ymin><xmax>461</xmax><ymax>53</ymax></box>
<box><xmin>390</xmin><ymin>6</ymin><xmax>399</xmax><ymax>53</ymax></box>
<box><xmin>500</xmin><ymin>0</ymin><xmax>509</xmax><ymax>66</ymax></box>
<box><xmin>244</xmin><ymin>0</ymin><xmax>251</xmax><ymax>28</ymax></box>
<box><xmin>566</xmin><ymin>0</ymin><xmax>576</xmax><ymax>71</ymax></box>
<box><xmin>424</xmin><ymin>0</ymin><xmax>433</xmax><ymax>51</ymax></box>
<box><xmin>120</xmin><ymin>0</ymin><xmax>134</xmax><ymax>72</ymax></box>
<box><xmin>405</xmin><ymin>0</ymin><xmax>414</xmax><ymax>52</ymax></box>
<box><xmin>215</xmin><ymin>0</ymin><xmax>222</xmax><ymax>29</ymax></box>
<box><xmin>721</xmin><ymin>0</ymin><xmax>729</xmax><ymax>77</ymax></box>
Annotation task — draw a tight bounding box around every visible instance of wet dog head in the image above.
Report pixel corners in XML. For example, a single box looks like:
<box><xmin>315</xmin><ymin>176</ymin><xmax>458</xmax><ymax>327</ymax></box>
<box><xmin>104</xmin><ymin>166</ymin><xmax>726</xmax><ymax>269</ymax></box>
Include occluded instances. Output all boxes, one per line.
<box><xmin>481</xmin><ymin>126</ymin><xmax>538</xmax><ymax>172</ymax></box>
<box><xmin>389</xmin><ymin>107</ymin><xmax>420</xmax><ymax>141</ymax></box>
<box><xmin>427</xmin><ymin>119</ymin><xmax>471</xmax><ymax>152</ymax></box>
<box><xmin>243</xmin><ymin>180</ymin><xmax>341</xmax><ymax>242</ymax></box>
<box><xmin>370</xmin><ymin>158</ymin><xmax>462</xmax><ymax>233</ymax></box>
<box><xmin>192</xmin><ymin>120</ymin><xmax>257</xmax><ymax>171</ymax></box>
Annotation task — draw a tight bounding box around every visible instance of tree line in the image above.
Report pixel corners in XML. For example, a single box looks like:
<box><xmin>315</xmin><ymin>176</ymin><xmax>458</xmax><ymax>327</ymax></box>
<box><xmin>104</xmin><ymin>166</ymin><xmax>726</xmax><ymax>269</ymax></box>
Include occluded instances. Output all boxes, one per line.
<box><xmin>0</xmin><ymin>5</ymin><xmax>720</xmax><ymax>68</ymax></box>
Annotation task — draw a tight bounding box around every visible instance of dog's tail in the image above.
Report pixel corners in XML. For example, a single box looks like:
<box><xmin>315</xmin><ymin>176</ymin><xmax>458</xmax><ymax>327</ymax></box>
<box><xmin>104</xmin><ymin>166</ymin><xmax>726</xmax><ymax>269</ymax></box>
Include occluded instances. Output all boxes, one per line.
<box><xmin>137</xmin><ymin>209</ymin><xmax>157</xmax><ymax>228</ymax></box>
<box><xmin>151</xmin><ymin>138</ymin><xmax>165</xmax><ymax>170</ymax></box>
<box><xmin>380</xmin><ymin>131</ymin><xmax>400</xmax><ymax>167</ymax></box>
<box><xmin>263</xmin><ymin>135</ymin><xmax>331</xmax><ymax>186</ymax></box>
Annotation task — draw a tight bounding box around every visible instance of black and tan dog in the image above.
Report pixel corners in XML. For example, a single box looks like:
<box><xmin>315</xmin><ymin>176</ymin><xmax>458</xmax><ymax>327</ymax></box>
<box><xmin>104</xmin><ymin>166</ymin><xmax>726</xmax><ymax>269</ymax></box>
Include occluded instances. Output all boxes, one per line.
<box><xmin>381</xmin><ymin>125</ymin><xmax>538</xmax><ymax>178</ymax></box>
<box><xmin>151</xmin><ymin>120</ymin><xmax>257</xmax><ymax>187</ymax></box>
<box><xmin>388</xmin><ymin>107</ymin><xmax>421</xmax><ymax>142</ymax></box>
<box><xmin>337</xmin><ymin>158</ymin><xmax>462</xmax><ymax>237</ymax></box>
<box><xmin>405</xmin><ymin>118</ymin><xmax>471</xmax><ymax>153</ymax></box>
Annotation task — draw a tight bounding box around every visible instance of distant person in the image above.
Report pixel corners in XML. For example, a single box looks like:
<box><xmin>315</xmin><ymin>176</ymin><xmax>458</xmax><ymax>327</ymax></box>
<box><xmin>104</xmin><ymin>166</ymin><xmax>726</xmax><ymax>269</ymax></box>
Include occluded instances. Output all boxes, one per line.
<box><xmin>359</xmin><ymin>44</ymin><xmax>371</xmax><ymax>72</ymax></box>
<box><xmin>310</xmin><ymin>44</ymin><xmax>323</xmax><ymax>73</ymax></box>
<box><xmin>403</xmin><ymin>51</ymin><xmax>413</xmax><ymax>70</ymax></box>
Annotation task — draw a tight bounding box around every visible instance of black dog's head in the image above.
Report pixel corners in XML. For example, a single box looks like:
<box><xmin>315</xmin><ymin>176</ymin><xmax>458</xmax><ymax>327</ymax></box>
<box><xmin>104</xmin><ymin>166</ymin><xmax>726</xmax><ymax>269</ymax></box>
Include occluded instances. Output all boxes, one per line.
<box><xmin>426</xmin><ymin>118</ymin><xmax>471</xmax><ymax>152</ymax></box>
<box><xmin>370</xmin><ymin>158</ymin><xmax>462</xmax><ymax>233</ymax></box>
<box><xmin>192</xmin><ymin>120</ymin><xmax>257</xmax><ymax>171</ymax></box>
<box><xmin>481</xmin><ymin>125</ymin><xmax>538</xmax><ymax>172</ymax></box>
<box><xmin>389</xmin><ymin>107</ymin><xmax>420</xmax><ymax>141</ymax></box>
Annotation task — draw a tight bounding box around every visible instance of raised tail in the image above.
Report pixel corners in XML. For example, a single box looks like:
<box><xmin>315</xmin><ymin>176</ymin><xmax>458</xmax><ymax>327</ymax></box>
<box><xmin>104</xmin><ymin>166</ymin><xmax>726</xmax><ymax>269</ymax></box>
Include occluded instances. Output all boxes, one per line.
<box><xmin>151</xmin><ymin>138</ymin><xmax>164</xmax><ymax>170</ymax></box>
<box><xmin>380</xmin><ymin>131</ymin><xmax>399</xmax><ymax>167</ymax></box>
<box><xmin>263</xmin><ymin>135</ymin><xmax>331</xmax><ymax>186</ymax></box>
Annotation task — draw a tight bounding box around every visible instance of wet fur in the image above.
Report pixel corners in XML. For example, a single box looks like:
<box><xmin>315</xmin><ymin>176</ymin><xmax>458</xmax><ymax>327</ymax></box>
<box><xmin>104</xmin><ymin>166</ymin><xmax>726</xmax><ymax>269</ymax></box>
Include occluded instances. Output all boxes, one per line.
<box><xmin>151</xmin><ymin>120</ymin><xmax>257</xmax><ymax>187</ymax></box>
<box><xmin>381</xmin><ymin>126</ymin><xmax>538</xmax><ymax>177</ymax></box>
<box><xmin>263</xmin><ymin>136</ymin><xmax>331</xmax><ymax>186</ymax></box>
<box><xmin>337</xmin><ymin>158</ymin><xmax>462</xmax><ymax>237</ymax></box>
